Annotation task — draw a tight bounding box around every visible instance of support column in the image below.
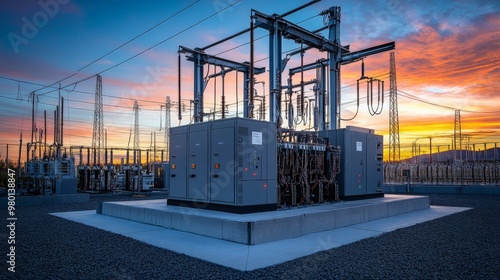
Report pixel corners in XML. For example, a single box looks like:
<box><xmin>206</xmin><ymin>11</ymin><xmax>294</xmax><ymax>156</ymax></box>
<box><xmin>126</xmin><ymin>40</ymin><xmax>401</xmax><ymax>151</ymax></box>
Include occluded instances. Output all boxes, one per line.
<box><xmin>193</xmin><ymin>53</ymin><xmax>204</xmax><ymax>123</ymax></box>
<box><xmin>243</xmin><ymin>72</ymin><xmax>249</xmax><ymax>118</ymax></box>
<box><xmin>269</xmin><ymin>18</ymin><xmax>282</xmax><ymax>124</ymax></box>
<box><xmin>319</xmin><ymin>64</ymin><xmax>327</xmax><ymax>131</ymax></box>
<box><xmin>328</xmin><ymin>7</ymin><xmax>341</xmax><ymax>130</ymax></box>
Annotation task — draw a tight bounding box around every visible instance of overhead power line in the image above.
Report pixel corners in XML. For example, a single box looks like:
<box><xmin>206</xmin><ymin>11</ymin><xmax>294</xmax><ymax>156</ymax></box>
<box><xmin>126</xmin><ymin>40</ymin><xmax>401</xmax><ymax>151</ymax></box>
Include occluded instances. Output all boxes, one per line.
<box><xmin>32</xmin><ymin>0</ymin><xmax>242</xmax><ymax>98</ymax></box>
<box><xmin>398</xmin><ymin>89</ymin><xmax>500</xmax><ymax>113</ymax></box>
<box><xmin>33</xmin><ymin>0</ymin><xmax>200</xmax><ymax>95</ymax></box>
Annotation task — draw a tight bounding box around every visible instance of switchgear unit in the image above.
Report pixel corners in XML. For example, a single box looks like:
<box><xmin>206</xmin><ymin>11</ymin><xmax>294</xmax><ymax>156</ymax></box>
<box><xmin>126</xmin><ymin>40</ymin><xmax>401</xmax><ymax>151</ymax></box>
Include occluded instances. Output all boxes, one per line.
<box><xmin>168</xmin><ymin>118</ymin><xmax>277</xmax><ymax>213</ymax></box>
<box><xmin>320</xmin><ymin>126</ymin><xmax>384</xmax><ymax>199</ymax></box>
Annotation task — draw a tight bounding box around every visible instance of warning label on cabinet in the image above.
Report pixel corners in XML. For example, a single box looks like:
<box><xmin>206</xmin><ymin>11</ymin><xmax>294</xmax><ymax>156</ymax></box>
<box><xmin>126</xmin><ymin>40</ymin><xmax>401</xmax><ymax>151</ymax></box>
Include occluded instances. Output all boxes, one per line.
<box><xmin>252</xmin><ymin>131</ymin><xmax>263</xmax><ymax>145</ymax></box>
<box><xmin>356</xmin><ymin>141</ymin><xmax>363</xmax><ymax>151</ymax></box>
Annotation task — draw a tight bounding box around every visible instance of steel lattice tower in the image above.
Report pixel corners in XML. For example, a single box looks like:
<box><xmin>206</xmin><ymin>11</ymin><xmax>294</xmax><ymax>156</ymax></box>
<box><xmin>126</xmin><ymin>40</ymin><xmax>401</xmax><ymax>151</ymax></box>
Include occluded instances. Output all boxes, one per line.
<box><xmin>388</xmin><ymin>52</ymin><xmax>400</xmax><ymax>162</ymax></box>
<box><xmin>453</xmin><ymin>109</ymin><xmax>462</xmax><ymax>161</ymax></box>
<box><xmin>91</xmin><ymin>75</ymin><xmax>104</xmax><ymax>165</ymax></box>
<box><xmin>133</xmin><ymin>101</ymin><xmax>140</xmax><ymax>154</ymax></box>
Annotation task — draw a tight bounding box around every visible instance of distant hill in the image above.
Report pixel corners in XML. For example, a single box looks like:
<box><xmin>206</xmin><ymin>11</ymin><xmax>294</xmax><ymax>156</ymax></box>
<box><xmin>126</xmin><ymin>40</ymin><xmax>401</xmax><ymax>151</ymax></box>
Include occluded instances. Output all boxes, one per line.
<box><xmin>399</xmin><ymin>147</ymin><xmax>500</xmax><ymax>164</ymax></box>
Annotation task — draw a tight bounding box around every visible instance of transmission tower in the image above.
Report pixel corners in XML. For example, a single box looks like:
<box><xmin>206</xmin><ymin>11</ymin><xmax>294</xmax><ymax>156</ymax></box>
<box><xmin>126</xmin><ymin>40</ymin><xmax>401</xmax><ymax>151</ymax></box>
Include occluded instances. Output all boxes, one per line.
<box><xmin>388</xmin><ymin>52</ymin><xmax>400</xmax><ymax>163</ymax></box>
<box><xmin>453</xmin><ymin>109</ymin><xmax>462</xmax><ymax>161</ymax></box>
<box><xmin>91</xmin><ymin>75</ymin><xmax>104</xmax><ymax>166</ymax></box>
<box><xmin>133</xmin><ymin>101</ymin><xmax>140</xmax><ymax>154</ymax></box>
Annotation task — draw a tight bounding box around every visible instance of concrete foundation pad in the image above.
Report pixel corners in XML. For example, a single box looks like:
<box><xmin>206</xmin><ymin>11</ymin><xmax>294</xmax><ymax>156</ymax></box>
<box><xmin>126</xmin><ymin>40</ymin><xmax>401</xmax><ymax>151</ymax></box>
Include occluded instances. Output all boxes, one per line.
<box><xmin>97</xmin><ymin>194</ymin><xmax>430</xmax><ymax>245</ymax></box>
<box><xmin>51</xmin><ymin>205</ymin><xmax>470</xmax><ymax>271</ymax></box>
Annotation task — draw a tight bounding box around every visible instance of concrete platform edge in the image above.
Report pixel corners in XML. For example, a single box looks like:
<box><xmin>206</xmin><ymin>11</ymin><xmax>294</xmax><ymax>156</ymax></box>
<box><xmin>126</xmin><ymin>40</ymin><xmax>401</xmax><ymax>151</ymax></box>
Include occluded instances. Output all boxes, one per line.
<box><xmin>100</xmin><ymin>195</ymin><xmax>430</xmax><ymax>245</ymax></box>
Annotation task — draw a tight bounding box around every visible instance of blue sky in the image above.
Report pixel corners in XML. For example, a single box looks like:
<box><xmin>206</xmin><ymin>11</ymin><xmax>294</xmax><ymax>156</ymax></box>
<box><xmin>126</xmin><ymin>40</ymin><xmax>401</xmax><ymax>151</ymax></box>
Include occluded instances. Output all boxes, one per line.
<box><xmin>0</xmin><ymin>0</ymin><xmax>499</xmax><ymax>161</ymax></box>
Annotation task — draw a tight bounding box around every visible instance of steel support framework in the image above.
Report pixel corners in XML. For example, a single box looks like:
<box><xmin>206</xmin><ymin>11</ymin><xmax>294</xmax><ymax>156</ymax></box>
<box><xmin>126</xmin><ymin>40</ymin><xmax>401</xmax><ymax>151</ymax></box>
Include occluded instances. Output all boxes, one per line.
<box><xmin>178</xmin><ymin>46</ymin><xmax>265</xmax><ymax>122</ymax></box>
<box><xmin>91</xmin><ymin>75</ymin><xmax>104</xmax><ymax>166</ymax></box>
<box><xmin>252</xmin><ymin>7</ymin><xmax>395</xmax><ymax>129</ymax></box>
<box><xmin>389</xmin><ymin>52</ymin><xmax>401</xmax><ymax>162</ymax></box>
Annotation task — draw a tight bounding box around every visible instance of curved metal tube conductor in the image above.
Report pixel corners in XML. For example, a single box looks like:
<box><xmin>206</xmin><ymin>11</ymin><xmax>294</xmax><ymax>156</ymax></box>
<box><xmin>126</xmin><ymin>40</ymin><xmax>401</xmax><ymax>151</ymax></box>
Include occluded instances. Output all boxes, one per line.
<box><xmin>340</xmin><ymin>79</ymin><xmax>360</xmax><ymax>121</ymax></box>
<box><xmin>341</xmin><ymin>60</ymin><xmax>385</xmax><ymax>121</ymax></box>
<box><xmin>367</xmin><ymin>78</ymin><xmax>384</xmax><ymax>116</ymax></box>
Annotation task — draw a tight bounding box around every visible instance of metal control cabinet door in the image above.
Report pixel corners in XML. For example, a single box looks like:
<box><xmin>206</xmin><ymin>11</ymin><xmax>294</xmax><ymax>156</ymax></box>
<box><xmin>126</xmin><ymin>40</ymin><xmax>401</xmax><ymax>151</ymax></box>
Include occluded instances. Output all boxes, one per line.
<box><xmin>210</xmin><ymin>127</ymin><xmax>235</xmax><ymax>203</ymax></box>
<box><xmin>188</xmin><ymin>129</ymin><xmax>209</xmax><ymax>201</ymax></box>
<box><xmin>239</xmin><ymin>129</ymin><xmax>264</xmax><ymax>181</ymax></box>
<box><xmin>169</xmin><ymin>131</ymin><xmax>187</xmax><ymax>199</ymax></box>
<box><xmin>344</xmin><ymin>131</ymin><xmax>367</xmax><ymax>196</ymax></box>
<box><xmin>366</xmin><ymin>134</ymin><xmax>384</xmax><ymax>194</ymax></box>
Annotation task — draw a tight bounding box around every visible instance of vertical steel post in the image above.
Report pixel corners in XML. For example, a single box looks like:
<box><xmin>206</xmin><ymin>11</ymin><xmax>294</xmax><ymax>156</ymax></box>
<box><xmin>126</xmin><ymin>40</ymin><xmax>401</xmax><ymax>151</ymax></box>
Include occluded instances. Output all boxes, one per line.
<box><xmin>178</xmin><ymin>52</ymin><xmax>182</xmax><ymax>122</ymax></box>
<box><xmin>44</xmin><ymin>110</ymin><xmax>47</xmax><ymax>156</ymax></box>
<box><xmin>249</xmin><ymin>19</ymin><xmax>254</xmax><ymax>119</ymax></box>
<box><xmin>193</xmin><ymin>53</ymin><xmax>204</xmax><ymax>122</ymax></box>
<box><xmin>328</xmin><ymin>7</ymin><xmax>341</xmax><ymax>129</ymax></box>
<box><xmin>319</xmin><ymin>64</ymin><xmax>327</xmax><ymax>130</ymax></box>
<box><xmin>18</xmin><ymin>133</ymin><xmax>22</xmax><ymax>192</ymax></box>
<box><xmin>269</xmin><ymin>17</ymin><xmax>282</xmax><ymax>123</ymax></box>
<box><xmin>243</xmin><ymin>72</ymin><xmax>249</xmax><ymax>118</ymax></box>
<box><xmin>60</xmin><ymin>97</ymin><xmax>64</xmax><ymax>147</ymax></box>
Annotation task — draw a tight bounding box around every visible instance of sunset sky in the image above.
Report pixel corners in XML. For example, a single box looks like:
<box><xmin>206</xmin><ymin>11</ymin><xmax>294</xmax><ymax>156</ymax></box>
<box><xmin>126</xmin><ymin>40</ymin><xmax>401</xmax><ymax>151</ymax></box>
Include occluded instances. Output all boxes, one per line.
<box><xmin>0</xmin><ymin>0</ymin><xmax>499</xmax><ymax>164</ymax></box>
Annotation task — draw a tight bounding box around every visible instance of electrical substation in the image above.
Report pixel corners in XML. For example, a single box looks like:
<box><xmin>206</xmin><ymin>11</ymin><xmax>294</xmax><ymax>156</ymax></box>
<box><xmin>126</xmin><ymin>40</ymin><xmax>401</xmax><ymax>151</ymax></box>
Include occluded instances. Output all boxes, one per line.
<box><xmin>94</xmin><ymin>4</ymin><xmax>435</xmax><ymax>251</ymax></box>
<box><xmin>165</xmin><ymin>3</ymin><xmax>392</xmax><ymax>213</ymax></box>
<box><xmin>13</xmin><ymin>1</ymin><xmax>498</xmax><ymax>207</ymax></box>
<box><xmin>15</xmin><ymin>2</ymin><xmax>394</xmax><ymax>209</ymax></box>
<box><xmin>6</xmin><ymin>1</ymin><xmax>499</xmax><ymax>275</ymax></box>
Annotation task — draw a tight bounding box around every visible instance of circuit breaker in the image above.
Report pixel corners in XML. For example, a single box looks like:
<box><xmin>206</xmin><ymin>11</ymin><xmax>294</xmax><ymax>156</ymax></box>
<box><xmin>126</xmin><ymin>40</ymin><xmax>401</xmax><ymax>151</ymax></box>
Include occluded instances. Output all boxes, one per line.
<box><xmin>168</xmin><ymin>117</ymin><xmax>277</xmax><ymax>213</ymax></box>
<box><xmin>320</xmin><ymin>126</ymin><xmax>383</xmax><ymax>198</ymax></box>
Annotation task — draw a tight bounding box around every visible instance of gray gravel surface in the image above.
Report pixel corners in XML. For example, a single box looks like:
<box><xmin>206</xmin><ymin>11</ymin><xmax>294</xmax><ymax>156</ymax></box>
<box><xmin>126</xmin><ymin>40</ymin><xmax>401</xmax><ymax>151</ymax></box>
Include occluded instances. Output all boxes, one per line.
<box><xmin>1</xmin><ymin>193</ymin><xmax>499</xmax><ymax>279</ymax></box>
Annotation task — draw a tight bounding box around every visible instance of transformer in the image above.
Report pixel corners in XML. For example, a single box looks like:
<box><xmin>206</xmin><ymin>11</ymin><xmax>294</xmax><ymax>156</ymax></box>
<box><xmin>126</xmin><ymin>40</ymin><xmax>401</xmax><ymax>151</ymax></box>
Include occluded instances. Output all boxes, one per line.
<box><xmin>168</xmin><ymin>117</ymin><xmax>277</xmax><ymax>213</ymax></box>
<box><xmin>320</xmin><ymin>126</ymin><xmax>384</xmax><ymax>199</ymax></box>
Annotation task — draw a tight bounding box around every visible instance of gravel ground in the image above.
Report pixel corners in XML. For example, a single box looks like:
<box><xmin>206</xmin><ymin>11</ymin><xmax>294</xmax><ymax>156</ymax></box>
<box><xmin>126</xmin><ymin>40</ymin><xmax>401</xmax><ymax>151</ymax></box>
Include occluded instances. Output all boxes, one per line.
<box><xmin>1</xmin><ymin>192</ymin><xmax>499</xmax><ymax>279</ymax></box>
